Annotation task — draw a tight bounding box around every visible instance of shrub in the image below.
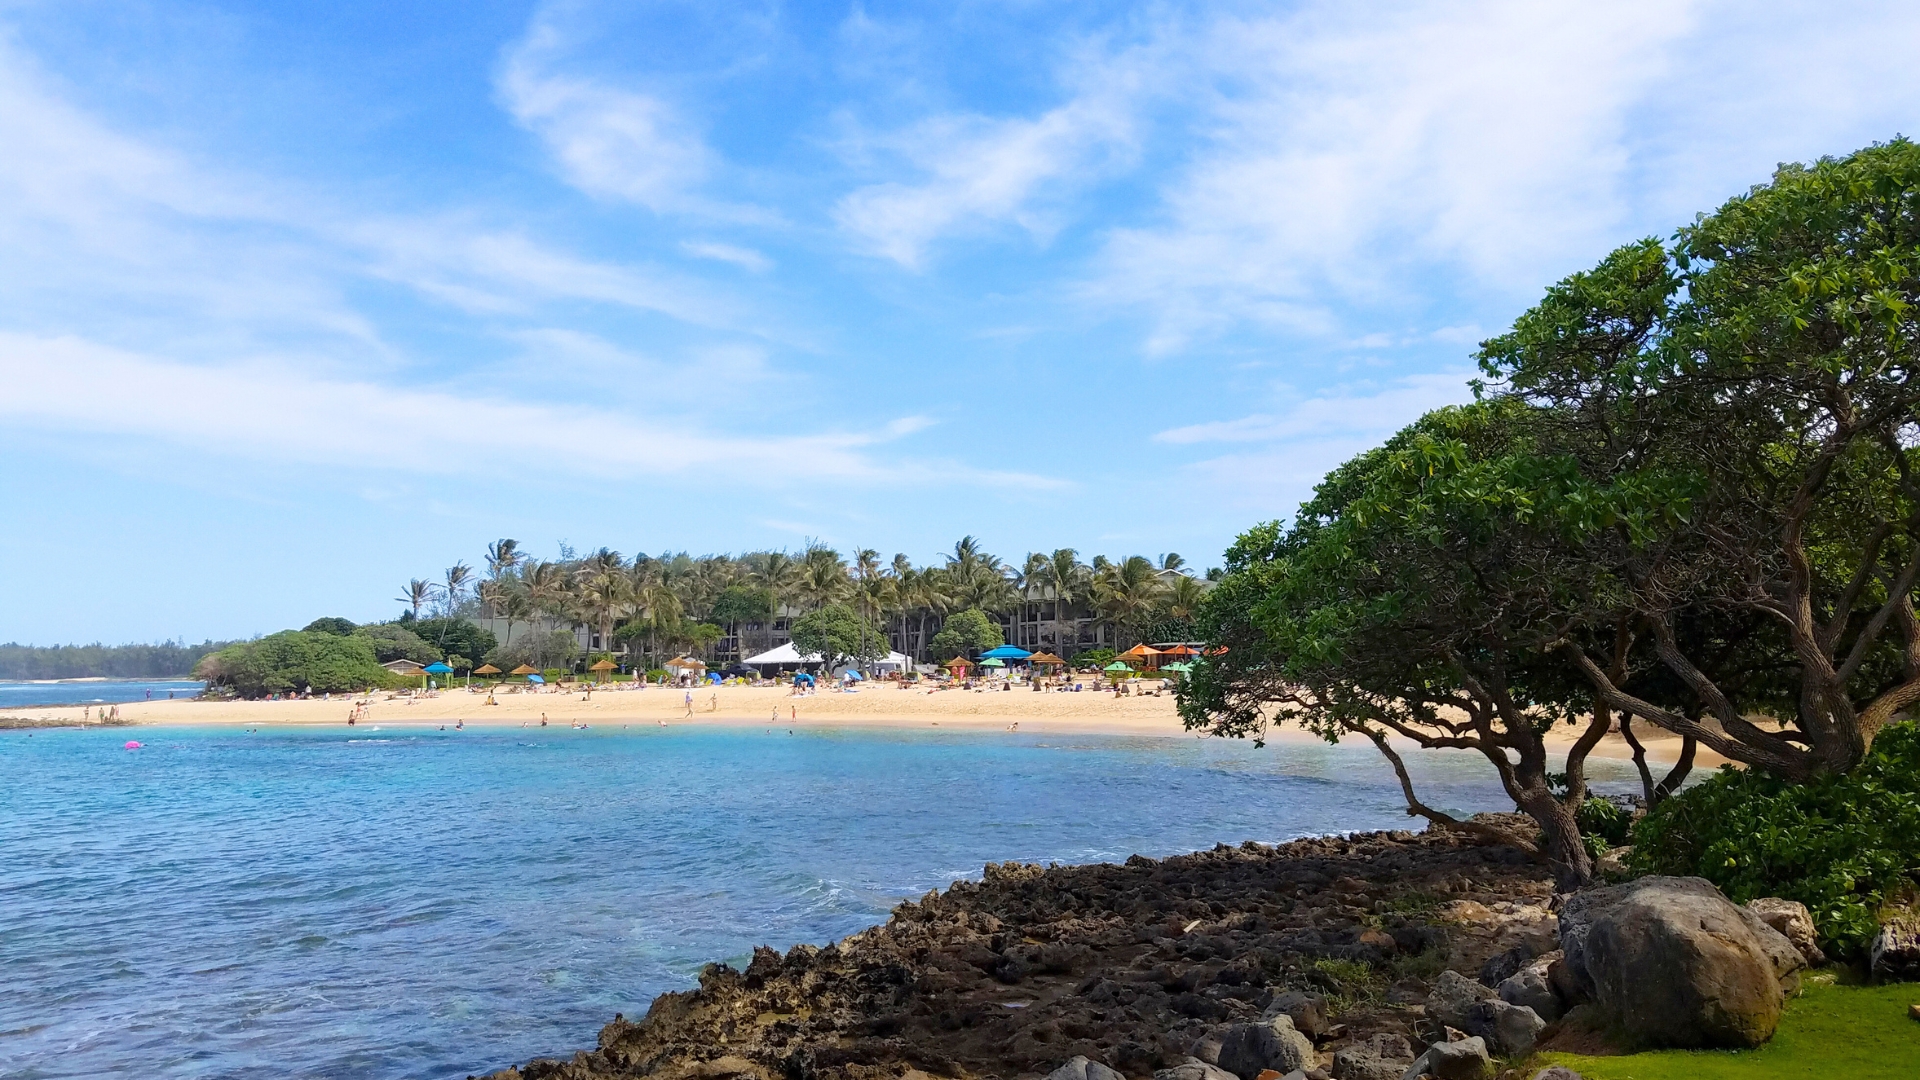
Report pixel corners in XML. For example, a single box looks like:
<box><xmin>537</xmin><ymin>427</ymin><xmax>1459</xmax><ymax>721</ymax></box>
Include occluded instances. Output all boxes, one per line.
<box><xmin>356</xmin><ymin>623</ymin><xmax>442</xmax><ymax>664</ymax></box>
<box><xmin>1629</xmin><ymin>722</ymin><xmax>1920</xmax><ymax>958</ymax></box>
<box><xmin>195</xmin><ymin>631</ymin><xmax>392</xmax><ymax>698</ymax></box>
<box><xmin>646</xmin><ymin>668</ymin><xmax>670</xmax><ymax>684</ymax></box>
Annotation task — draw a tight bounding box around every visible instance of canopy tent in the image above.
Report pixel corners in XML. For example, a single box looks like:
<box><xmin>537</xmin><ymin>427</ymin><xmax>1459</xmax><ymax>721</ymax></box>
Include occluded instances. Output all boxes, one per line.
<box><xmin>1119</xmin><ymin>643</ymin><xmax>1164</xmax><ymax>670</ymax></box>
<box><xmin>423</xmin><ymin>662</ymin><xmax>454</xmax><ymax>674</ymax></box>
<box><xmin>978</xmin><ymin>645</ymin><xmax>1032</xmax><ymax>660</ymax></box>
<box><xmin>741</xmin><ymin>642</ymin><xmax>914</xmax><ymax>673</ymax></box>
<box><xmin>1156</xmin><ymin>644</ymin><xmax>1200</xmax><ymax>657</ymax></box>
<box><xmin>473</xmin><ymin>663</ymin><xmax>502</xmax><ymax>675</ymax></box>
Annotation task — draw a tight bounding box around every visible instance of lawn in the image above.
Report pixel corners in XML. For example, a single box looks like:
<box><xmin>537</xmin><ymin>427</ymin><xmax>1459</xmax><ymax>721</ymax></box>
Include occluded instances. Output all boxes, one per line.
<box><xmin>1538</xmin><ymin>978</ymin><xmax>1920</xmax><ymax>1080</ymax></box>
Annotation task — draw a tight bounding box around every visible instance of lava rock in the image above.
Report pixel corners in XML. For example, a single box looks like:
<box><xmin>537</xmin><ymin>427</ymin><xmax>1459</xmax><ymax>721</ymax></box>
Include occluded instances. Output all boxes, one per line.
<box><xmin>1398</xmin><ymin>1037</ymin><xmax>1491</xmax><ymax>1080</ymax></box>
<box><xmin>1497</xmin><ymin>951</ymin><xmax>1564</xmax><ymax>1023</ymax></box>
<box><xmin>1870</xmin><ymin>909</ymin><xmax>1920</xmax><ymax>982</ymax></box>
<box><xmin>1424</xmin><ymin>971</ymin><xmax>1544</xmax><ymax>1055</ymax></box>
<box><xmin>1329</xmin><ymin>1033</ymin><xmax>1415</xmax><ymax>1080</ymax></box>
<box><xmin>1048</xmin><ymin>1056</ymin><xmax>1126</xmax><ymax>1080</ymax></box>
<box><xmin>1214</xmin><ymin>1015</ymin><xmax>1319</xmax><ymax>1079</ymax></box>
<box><xmin>1156</xmin><ymin>1058</ymin><xmax>1242</xmax><ymax>1080</ymax></box>
<box><xmin>1262</xmin><ymin>991</ymin><xmax>1330</xmax><ymax>1040</ymax></box>
<box><xmin>1528</xmin><ymin>1068</ymin><xmax>1583</xmax><ymax>1080</ymax></box>
<box><xmin>1424</xmin><ymin>971</ymin><xmax>1496</xmax><ymax>1031</ymax></box>
<box><xmin>1745</xmin><ymin>899</ymin><xmax>1826</xmax><ymax>967</ymax></box>
<box><xmin>1559</xmin><ymin>876</ymin><xmax>1804</xmax><ymax>1048</ymax></box>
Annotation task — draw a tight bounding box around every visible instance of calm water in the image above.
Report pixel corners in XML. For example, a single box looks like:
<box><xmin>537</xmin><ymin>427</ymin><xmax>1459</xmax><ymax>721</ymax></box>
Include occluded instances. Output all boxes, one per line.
<box><xmin>0</xmin><ymin>680</ymin><xmax>203</xmax><ymax>710</ymax></box>
<box><xmin>0</xmin><ymin>724</ymin><xmax>1641</xmax><ymax>1079</ymax></box>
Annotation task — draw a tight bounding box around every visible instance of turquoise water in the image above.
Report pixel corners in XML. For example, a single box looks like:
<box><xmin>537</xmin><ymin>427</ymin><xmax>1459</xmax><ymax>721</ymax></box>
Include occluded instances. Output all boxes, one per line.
<box><xmin>0</xmin><ymin>680</ymin><xmax>203</xmax><ymax>710</ymax></box>
<box><xmin>0</xmin><ymin>724</ymin><xmax>1640</xmax><ymax>1079</ymax></box>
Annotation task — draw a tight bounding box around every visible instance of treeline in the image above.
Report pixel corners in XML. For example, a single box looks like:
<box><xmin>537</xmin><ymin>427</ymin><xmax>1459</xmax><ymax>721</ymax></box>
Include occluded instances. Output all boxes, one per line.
<box><xmin>0</xmin><ymin>641</ymin><xmax>233</xmax><ymax>680</ymax></box>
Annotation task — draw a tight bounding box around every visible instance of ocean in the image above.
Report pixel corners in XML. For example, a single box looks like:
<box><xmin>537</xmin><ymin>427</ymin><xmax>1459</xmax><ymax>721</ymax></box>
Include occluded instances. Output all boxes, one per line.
<box><xmin>0</xmin><ymin>679</ymin><xmax>204</xmax><ymax>710</ymax></box>
<box><xmin>0</xmin><ymin>723</ymin><xmax>1642</xmax><ymax>1079</ymax></box>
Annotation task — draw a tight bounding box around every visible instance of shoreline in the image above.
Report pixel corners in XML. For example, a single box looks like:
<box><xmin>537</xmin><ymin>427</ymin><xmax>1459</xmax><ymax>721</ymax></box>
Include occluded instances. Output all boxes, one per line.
<box><xmin>1</xmin><ymin>683</ymin><xmax>1713</xmax><ymax>766</ymax></box>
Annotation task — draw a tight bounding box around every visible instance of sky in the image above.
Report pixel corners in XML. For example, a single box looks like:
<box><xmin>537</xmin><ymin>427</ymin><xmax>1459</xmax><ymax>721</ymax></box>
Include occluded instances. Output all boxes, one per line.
<box><xmin>3</xmin><ymin>0</ymin><xmax>1919</xmax><ymax>645</ymax></box>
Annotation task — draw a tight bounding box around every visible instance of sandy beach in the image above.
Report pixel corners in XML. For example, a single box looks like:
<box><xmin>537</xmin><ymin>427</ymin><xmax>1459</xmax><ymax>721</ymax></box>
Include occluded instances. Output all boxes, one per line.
<box><xmin>3</xmin><ymin>680</ymin><xmax>1710</xmax><ymax>764</ymax></box>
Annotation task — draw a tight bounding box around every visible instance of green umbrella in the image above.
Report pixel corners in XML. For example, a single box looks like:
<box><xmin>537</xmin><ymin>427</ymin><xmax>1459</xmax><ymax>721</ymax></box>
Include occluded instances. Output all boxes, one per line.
<box><xmin>1103</xmin><ymin>661</ymin><xmax>1131</xmax><ymax>671</ymax></box>
<box><xmin>1163</xmin><ymin>662</ymin><xmax>1193</xmax><ymax>673</ymax></box>
<box><xmin>981</xmin><ymin>658</ymin><xmax>1005</xmax><ymax>667</ymax></box>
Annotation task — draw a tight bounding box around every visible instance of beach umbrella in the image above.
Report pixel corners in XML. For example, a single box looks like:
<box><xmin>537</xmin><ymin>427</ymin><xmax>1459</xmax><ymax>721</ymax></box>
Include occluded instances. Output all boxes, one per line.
<box><xmin>1026</xmin><ymin>651</ymin><xmax>1065</xmax><ymax>665</ymax></box>
<box><xmin>589</xmin><ymin>658</ymin><xmax>618</xmax><ymax>683</ymax></box>
<box><xmin>978</xmin><ymin>645</ymin><xmax>1032</xmax><ymax>660</ymax></box>
<box><xmin>474</xmin><ymin>664</ymin><xmax>501</xmax><ymax>675</ymax></box>
<box><xmin>527</xmin><ymin>673</ymin><xmax>545</xmax><ymax>684</ymax></box>
<box><xmin>981</xmin><ymin>658</ymin><xmax>1005</xmax><ymax>668</ymax></box>
<box><xmin>1103</xmin><ymin>661</ymin><xmax>1132</xmax><ymax>671</ymax></box>
<box><xmin>1163</xmin><ymin>662</ymin><xmax>1193</xmax><ymax>674</ymax></box>
<box><xmin>509</xmin><ymin>664</ymin><xmax>539</xmax><ymax>682</ymax></box>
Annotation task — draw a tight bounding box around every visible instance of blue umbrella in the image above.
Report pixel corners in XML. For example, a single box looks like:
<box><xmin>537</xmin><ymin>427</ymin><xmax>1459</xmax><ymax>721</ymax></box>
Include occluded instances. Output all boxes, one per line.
<box><xmin>979</xmin><ymin>645</ymin><xmax>1032</xmax><ymax>660</ymax></box>
<box><xmin>845</xmin><ymin>670</ymin><xmax>864</xmax><ymax>680</ymax></box>
<box><xmin>527</xmin><ymin>673</ymin><xmax>546</xmax><ymax>684</ymax></box>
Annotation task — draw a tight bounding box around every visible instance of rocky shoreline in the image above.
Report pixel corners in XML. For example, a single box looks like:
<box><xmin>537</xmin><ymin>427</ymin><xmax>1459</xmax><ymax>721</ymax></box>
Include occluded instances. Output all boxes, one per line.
<box><xmin>482</xmin><ymin>819</ymin><xmax>1577</xmax><ymax>1080</ymax></box>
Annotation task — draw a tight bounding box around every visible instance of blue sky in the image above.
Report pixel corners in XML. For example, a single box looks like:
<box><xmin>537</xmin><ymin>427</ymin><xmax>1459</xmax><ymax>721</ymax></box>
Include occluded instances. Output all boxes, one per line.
<box><xmin>3</xmin><ymin>0</ymin><xmax>1919</xmax><ymax>644</ymax></box>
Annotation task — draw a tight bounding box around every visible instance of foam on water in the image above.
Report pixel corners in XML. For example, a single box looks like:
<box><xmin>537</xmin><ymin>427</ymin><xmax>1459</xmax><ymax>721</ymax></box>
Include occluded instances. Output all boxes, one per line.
<box><xmin>0</xmin><ymin>724</ymin><xmax>1640</xmax><ymax>1078</ymax></box>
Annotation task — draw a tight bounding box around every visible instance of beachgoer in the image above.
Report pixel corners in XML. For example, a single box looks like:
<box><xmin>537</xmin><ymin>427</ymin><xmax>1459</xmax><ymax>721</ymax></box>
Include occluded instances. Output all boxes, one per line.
<box><xmin>707</xmin><ymin>693</ymin><xmax>717</xmax><ymax>712</ymax></box>
<box><xmin>540</xmin><ymin>714</ymin><xmax>548</xmax><ymax>727</ymax></box>
<box><xmin>684</xmin><ymin>691</ymin><xmax>693</xmax><ymax>717</ymax></box>
<box><xmin>145</xmin><ymin>689</ymin><xmax>152</xmax><ymax>701</ymax></box>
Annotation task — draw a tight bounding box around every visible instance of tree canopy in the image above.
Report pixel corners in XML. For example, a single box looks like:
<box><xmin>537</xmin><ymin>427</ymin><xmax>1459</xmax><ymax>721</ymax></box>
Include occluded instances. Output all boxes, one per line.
<box><xmin>788</xmin><ymin>604</ymin><xmax>883</xmax><ymax>672</ymax></box>
<box><xmin>195</xmin><ymin>631</ymin><xmax>390</xmax><ymax>698</ymax></box>
<box><xmin>928</xmin><ymin>608</ymin><xmax>1004</xmax><ymax>662</ymax></box>
<box><xmin>1181</xmin><ymin>138</ymin><xmax>1920</xmax><ymax>887</ymax></box>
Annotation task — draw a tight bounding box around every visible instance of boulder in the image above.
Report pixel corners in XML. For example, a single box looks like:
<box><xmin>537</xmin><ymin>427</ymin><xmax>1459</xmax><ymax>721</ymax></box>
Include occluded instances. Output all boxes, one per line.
<box><xmin>1397</xmin><ymin>1037</ymin><xmax>1492</xmax><ymax>1080</ymax></box>
<box><xmin>1745</xmin><ymin>898</ymin><xmax>1826</xmax><ymax>966</ymax></box>
<box><xmin>1156</xmin><ymin>1059</ymin><xmax>1240</xmax><ymax>1080</ymax></box>
<box><xmin>1424</xmin><ymin>970</ymin><xmax>1544</xmax><ymax>1056</ymax></box>
<box><xmin>1049</xmin><ymin>1057</ymin><xmax>1126</xmax><ymax>1080</ymax></box>
<box><xmin>1330</xmin><ymin>1033</ymin><xmax>1415</xmax><ymax>1080</ymax></box>
<box><xmin>1870</xmin><ymin>909</ymin><xmax>1920</xmax><ymax>982</ymax></box>
<box><xmin>1528</xmin><ymin>1069</ymin><xmax>1584</xmax><ymax>1080</ymax></box>
<box><xmin>1213</xmin><ymin>1015</ymin><xmax>1319</xmax><ymax>1079</ymax></box>
<box><xmin>1424</xmin><ymin>971</ymin><xmax>1495</xmax><ymax>1031</ymax></box>
<box><xmin>1497</xmin><ymin>951</ymin><xmax>1564</xmax><ymax>1023</ymax></box>
<box><xmin>1478</xmin><ymin>946</ymin><xmax>1533</xmax><ymax>988</ymax></box>
<box><xmin>1558</xmin><ymin>876</ymin><xmax>1805</xmax><ymax>1048</ymax></box>
<box><xmin>1264</xmin><ymin>991</ymin><xmax>1331</xmax><ymax>1040</ymax></box>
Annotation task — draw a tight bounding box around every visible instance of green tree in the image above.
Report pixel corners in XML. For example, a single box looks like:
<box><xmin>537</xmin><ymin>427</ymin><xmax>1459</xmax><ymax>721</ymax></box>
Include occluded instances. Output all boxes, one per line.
<box><xmin>403</xmin><ymin>618</ymin><xmax>496</xmax><ymax>665</ymax></box>
<box><xmin>928</xmin><ymin>607</ymin><xmax>1004</xmax><ymax>662</ymax></box>
<box><xmin>789</xmin><ymin>603</ymin><xmax>882</xmax><ymax>673</ymax></box>
<box><xmin>303</xmin><ymin>617</ymin><xmax>358</xmax><ymax>636</ymax></box>
<box><xmin>355</xmin><ymin>623</ymin><xmax>442</xmax><ymax>664</ymax></box>
<box><xmin>196</xmin><ymin>631</ymin><xmax>390</xmax><ymax>698</ymax></box>
<box><xmin>712</xmin><ymin>584</ymin><xmax>776</xmax><ymax>659</ymax></box>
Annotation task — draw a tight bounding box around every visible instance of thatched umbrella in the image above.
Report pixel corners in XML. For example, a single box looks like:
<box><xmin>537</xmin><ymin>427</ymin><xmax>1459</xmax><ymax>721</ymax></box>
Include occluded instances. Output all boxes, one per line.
<box><xmin>589</xmin><ymin>658</ymin><xmax>618</xmax><ymax>684</ymax></box>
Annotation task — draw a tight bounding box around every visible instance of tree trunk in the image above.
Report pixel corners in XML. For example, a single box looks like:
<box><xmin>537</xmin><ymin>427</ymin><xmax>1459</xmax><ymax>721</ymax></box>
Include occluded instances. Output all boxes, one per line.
<box><xmin>1519</xmin><ymin>788</ymin><xmax>1594</xmax><ymax>892</ymax></box>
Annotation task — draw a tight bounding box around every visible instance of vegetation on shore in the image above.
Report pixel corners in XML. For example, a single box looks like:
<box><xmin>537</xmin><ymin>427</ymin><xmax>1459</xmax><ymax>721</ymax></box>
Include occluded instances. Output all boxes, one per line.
<box><xmin>1182</xmin><ymin>138</ymin><xmax>1920</xmax><ymax>889</ymax></box>
<box><xmin>0</xmin><ymin>640</ymin><xmax>233</xmax><ymax>680</ymax></box>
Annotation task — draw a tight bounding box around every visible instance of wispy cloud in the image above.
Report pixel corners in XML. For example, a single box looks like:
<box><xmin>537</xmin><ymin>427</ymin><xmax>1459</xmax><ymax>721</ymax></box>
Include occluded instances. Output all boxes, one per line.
<box><xmin>1155</xmin><ymin>371</ymin><xmax>1475</xmax><ymax>446</ymax></box>
<box><xmin>680</xmin><ymin>240</ymin><xmax>773</xmax><ymax>273</ymax></box>
<box><xmin>832</xmin><ymin>67</ymin><xmax>1143</xmax><ymax>267</ymax></box>
<box><xmin>496</xmin><ymin>14</ymin><xmax>712</xmax><ymax>213</ymax></box>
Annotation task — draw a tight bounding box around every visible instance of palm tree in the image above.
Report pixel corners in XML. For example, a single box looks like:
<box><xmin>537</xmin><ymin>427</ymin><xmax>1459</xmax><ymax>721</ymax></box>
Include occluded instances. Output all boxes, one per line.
<box><xmin>579</xmin><ymin>565</ymin><xmax>632</xmax><ymax>657</ymax></box>
<box><xmin>798</xmin><ymin>544</ymin><xmax>849</xmax><ymax>609</ymax></box>
<box><xmin>1043</xmin><ymin>548</ymin><xmax>1088</xmax><ymax>656</ymax></box>
<box><xmin>397</xmin><ymin>579</ymin><xmax>439</xmax><ymax>620</ymax></box>
<box><xmin>486</xmin><ymin>539</ymin><xmax>523</xmax><ymax>580</ymax></box>
<box><xmin>1164</xmin><ymin>574</ymin><xmax>1207</xmax><ymax>622</ymax></box>
<box><xmin>442</xmin><ymin>562</ymin><xmax>473</xmax><ymax>619</ymax></box>
<box><xmin>1093</xmin><ymin>555</ymin><xmax>1168</xmax><ymax>651</ymax></box>
<box><xmin>1158</xmin><ymin>552</ymin><xmax>1185</xmax><ymax>572</ymax></box>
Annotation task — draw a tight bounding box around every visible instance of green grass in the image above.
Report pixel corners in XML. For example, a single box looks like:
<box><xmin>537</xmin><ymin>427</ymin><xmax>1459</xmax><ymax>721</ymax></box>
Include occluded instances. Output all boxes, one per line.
<box><xmin>1539</xmin><ymin>978</ymin><xmax>1920</xmax><ymax>1080</ymax></box>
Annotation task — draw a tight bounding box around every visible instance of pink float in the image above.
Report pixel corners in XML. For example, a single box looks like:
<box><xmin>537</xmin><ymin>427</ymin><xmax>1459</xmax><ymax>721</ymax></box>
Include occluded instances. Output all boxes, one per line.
<box><xmin>124</xmin><ymin>741</ymin><xmax>142</xmax><ymax>750</ymax></box>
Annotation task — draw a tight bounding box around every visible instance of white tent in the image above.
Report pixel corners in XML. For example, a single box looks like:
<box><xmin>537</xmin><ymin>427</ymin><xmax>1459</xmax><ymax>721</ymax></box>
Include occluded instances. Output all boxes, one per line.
<box><xmin>740</xmin><ymin>643</ymin><xmax>913</xmax><ymax>672</ymax></box>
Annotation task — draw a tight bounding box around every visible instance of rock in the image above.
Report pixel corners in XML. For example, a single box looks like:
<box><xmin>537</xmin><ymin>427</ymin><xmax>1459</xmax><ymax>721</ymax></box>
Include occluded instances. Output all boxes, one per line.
<box><xmin>1909</xmin><ymin>1003</ymin><xmax>1920</xmax><ymax>1021</ymax></box>
<box><xmin>1398</xmin><ymin>1037</ymin><xmax>1492</xmax><ymax>1080</ymax></box>
<box><xmin>1330</xmin><ymin>1033</ymin><xmax>1415</xmax><ymax>1080</ymax></box>
<box><xmin>1745</xmin><ymin>898</ymin><xmax>1826</xmax><ymax>966</ymax></box>
<box><xmin>1425</xmin><ymin>971</ymin><xmax>1496</xmax><ymax>1030</ymax></box>
<box><xmin>1594</xmin><ymin>847</ymin><xmax>1632</xmax><ymax>878</ymax></box>
<box><xmin>1497</xmin><ymin>951</ymin><xmax>1564</xmax><ymax>1023</ymax></box>
<box><xmin>1478</xmin><ymin>946</ymin><xmax>1532</xmax><ymax>987</ymax></box>
<box><xmin>1263</xmin><ymin>991</ymin><xmax>1330</xmax><ymax>1040</ymax></box>
<box><xmin>1528</xmin><ymin>1069</ymin><xmax>1583</xmax><ymax>1080</ymax></box>
<box><xmin>1156</xmin><ymin>1059</ymin><xmax>1241</xmax><ymax>1080</ymax></box>
<box><xmin>1424</xmin><ymin>970</ymin><xmax>1545</xmax><ymax>1055</ymax></box>
<box><xmin>1049</xmin><ymin>1057</ymin><xmax>1126</xmax><ymax>1080</ymax></box>
<box><xmin>1214</xmin><ymin>1015</ymin><xmax>1320</xmax><ymax>1079</ymax></box>
<box><xmin>1870</xmin><ymin>910</ymin><xmax>1920</xmax><ymax>982</ymax></box>
<box><xmin>1558</xmin><ymin>875</ymin><xmax>1805</xmax><ymax>1048</ymax></box>
<box><xmin>1190</xmin><ymin>1030</ymin><xmax>1228</xmax><ymax>1065</ymax></box>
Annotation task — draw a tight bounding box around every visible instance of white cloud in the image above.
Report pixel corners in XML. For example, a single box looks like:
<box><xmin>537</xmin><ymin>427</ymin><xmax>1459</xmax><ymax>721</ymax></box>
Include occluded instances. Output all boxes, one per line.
<box><xmin>0</xmin><ymin>332</ymin><xmax>1059</xmax><ymax>491</ymax></box>
<box><xmin>1155</xmin><ymin>371</ymin><xmax>1474</xmax><ymax>446</ymax></box>
<box><xmin>832</xmin><ymin>71</ymin><xmax>1142</xmax><ymax>267</ymax></box>
<box><xmin>497</xmin><ymin>17</ymin><xmax>711</xmax><ymax>213</ymax></box>
<box><xmin>680</xmin><ymin>240</ymin><xmax>773</xmax><ymax>273</ymax></box>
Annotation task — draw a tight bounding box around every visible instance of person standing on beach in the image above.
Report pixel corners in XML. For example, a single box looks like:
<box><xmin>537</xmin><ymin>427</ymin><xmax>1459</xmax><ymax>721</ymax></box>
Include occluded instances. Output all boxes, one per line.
<box><xmin>683</xmin><ymin>690</ymin><xmax>694</xmax><ymax>717</ymax></box>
